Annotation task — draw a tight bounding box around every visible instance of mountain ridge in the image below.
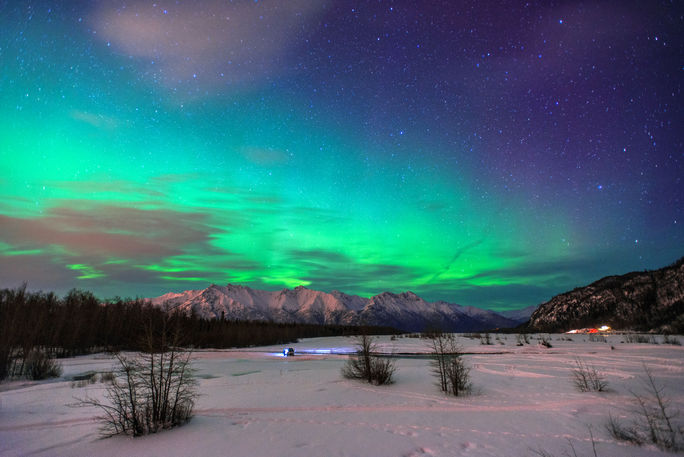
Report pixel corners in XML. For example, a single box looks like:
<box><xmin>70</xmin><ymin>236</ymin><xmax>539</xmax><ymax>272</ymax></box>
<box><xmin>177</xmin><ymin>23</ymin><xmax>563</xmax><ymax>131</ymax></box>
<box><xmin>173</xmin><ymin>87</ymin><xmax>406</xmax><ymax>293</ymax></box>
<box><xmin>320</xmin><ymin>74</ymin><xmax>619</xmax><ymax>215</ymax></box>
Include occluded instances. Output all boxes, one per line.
<box><xmin>527</xmin><ymin>257</ymin><xmax>684</xmax><ymax>333</ymax></box>
<box><xmin>150</xmin><ymin>284</ymin><xmax>528</xmax><ymax>332</ymax></box>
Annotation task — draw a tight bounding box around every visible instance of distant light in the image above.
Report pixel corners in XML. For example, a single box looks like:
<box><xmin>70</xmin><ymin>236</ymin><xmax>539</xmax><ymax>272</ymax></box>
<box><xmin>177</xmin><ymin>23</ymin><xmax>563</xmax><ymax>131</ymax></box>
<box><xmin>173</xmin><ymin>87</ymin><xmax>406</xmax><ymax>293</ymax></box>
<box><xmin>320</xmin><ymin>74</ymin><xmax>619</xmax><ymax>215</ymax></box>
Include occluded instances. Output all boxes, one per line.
<box><xmin>559</xmin><ymin>19</ymin><xmax>563</xmax><ymax>24</ymax></box>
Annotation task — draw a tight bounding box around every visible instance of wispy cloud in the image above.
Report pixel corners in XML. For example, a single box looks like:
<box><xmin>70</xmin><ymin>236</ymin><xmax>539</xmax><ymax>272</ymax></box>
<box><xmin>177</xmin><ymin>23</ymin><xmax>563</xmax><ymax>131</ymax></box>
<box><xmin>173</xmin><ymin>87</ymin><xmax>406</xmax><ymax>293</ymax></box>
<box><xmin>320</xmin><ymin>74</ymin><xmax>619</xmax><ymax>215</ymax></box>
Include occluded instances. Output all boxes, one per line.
<box><xmin>0</xmin><ymin>204</ymin><xmax>211</xmax><ymax>259</ymax></box>
<box><xmin>70</xmin><ymin>110</ymin><xmax>119</xmax><ymax>130</ymax></box>
<box><xmin>89</xmin><ymin>0</ymin><xmax>327</xmax><ymax>95</ymax></box>
<box><xmin>241</xmin><ymin>147</ymin><xmax>290</xmax><ymax>166</ymax></box>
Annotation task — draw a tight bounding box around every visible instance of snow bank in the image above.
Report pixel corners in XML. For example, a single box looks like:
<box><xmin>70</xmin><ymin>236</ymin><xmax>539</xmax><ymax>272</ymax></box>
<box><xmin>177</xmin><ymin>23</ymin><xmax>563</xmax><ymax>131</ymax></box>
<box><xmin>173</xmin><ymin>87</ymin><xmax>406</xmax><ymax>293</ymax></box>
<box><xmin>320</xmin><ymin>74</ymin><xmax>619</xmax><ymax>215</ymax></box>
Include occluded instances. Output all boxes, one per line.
<box><xmin>1</xmin><ymin>334</ymin><xmax>682</xmax><ymax>456</ymax></box>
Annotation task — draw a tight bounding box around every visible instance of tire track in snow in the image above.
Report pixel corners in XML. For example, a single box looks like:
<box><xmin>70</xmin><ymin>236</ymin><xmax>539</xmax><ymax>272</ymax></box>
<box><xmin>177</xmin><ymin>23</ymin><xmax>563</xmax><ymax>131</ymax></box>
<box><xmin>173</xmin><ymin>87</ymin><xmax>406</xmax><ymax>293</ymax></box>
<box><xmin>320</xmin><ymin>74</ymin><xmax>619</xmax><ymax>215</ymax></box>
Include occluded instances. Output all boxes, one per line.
<box><xmin>195</xmin><ymin>395</ymin><xmax>602</xmax><ymax>416</ymax></box>
<box><xmin>472</xmin><ymin>364</ymin><xmax>555</xmax><ymax>378</ymax></box>
<box><xmin>197</xmin><ymin>410</ymin><xmax>622</xmax><ymax>447</ymax></box>
<box><xmin>22</xmin><ymin>434</ymin><xmax>99</xmax><ymax>457</ymax></box>
<box><xmin>0</xmin><ymin>416</ymin><xmax>98</xmax><ymax>432</ymax></box>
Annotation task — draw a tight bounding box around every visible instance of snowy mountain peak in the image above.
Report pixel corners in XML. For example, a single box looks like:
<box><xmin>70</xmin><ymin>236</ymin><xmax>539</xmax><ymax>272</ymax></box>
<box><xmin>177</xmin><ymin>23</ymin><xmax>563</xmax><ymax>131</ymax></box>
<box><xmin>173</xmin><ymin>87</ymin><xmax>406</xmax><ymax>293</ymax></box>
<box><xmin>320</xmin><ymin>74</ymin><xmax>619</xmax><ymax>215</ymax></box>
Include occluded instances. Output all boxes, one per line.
<box><xmin>149</xmin><ymin>284</ymin><xmax>519</xmax><ymax>332</ymax></box>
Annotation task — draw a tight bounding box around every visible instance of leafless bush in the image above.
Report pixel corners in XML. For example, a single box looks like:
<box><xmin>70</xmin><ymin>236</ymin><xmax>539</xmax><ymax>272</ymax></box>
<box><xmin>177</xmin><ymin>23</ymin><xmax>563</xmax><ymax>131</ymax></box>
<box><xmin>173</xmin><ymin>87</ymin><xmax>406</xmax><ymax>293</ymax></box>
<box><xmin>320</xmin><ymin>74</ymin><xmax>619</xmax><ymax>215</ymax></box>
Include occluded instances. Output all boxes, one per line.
<box><xmin>606</xmin><ymin>365</ymin><xmax>682</xmax><ymax>451</ymax></box>
<box><xmin>572</xmin><ymin>358</ymin><xmax>608</xmax><ymax>392</ymax></box>
<box><xmin>539</xmin><ymin>336</ymin><xmax>553</xmax><ymax>348</ymax></box>
<box><xmin>369</xmin><ymin>356</ymin><xmax>395</xmax><ymax>385</ymax></box>
<box><xmin>80</xmin><ymin>316</ymin><xmax>198</xmax><ymax>437</ymax></box>
<box><xmin>71</xmin><ymin>371</ymin><xmax>98</xmax><ymax>388</ymax></box>
<box><xmin>480</xmin><ymin>333</ymin><xmax>493</xmax><ymax>345</ymax></box>
<box><xmin>100</xmin><ymin>371</ymin><xmax>115</xmax><ymax>383</ymax></box>
<box><xmin>589</xmin><ymin>334</ymin><xmax>606</xmax><ymax>343</ymax></box>
<box><xmin>516</xmin><ymin>333</ymin><xmax>529</xmax><ymax>346</ymax></box>
<box><xmin>0</xmin><ymin>348</ymin><xmax>11</xmax><ymax>380</ymax></box>
<box><xmin>606</xmin><ymin>412</ymin><xmax>643</xmax><ymax>445</ymax></box>
<box><xmin>429</xmin><ymin>333</ymin><xmax>471</xmax><ymax>396</ymax></box>
<box><xmin>342</xmin><ymin>333</ymin><xmax>395</xmax><ymax>385</ymax></box>
<box><xmin>662</xmin><ymin>335</ymin><xmax>681</xmax><ymax>345</ymax></box>
<box><xmin>624</xmin><ymin>334</ymin><xmax>650</xmax><ymax>344</ymax></box>
<box><xmin>532</xmin><ymin>426</ymin><xmax>599</xmax><ymax>457</ymax></box>
<box><xmin>24</xmin><ymin>348</ymin><xmax>62</xmax><ymax>380</ymax></box>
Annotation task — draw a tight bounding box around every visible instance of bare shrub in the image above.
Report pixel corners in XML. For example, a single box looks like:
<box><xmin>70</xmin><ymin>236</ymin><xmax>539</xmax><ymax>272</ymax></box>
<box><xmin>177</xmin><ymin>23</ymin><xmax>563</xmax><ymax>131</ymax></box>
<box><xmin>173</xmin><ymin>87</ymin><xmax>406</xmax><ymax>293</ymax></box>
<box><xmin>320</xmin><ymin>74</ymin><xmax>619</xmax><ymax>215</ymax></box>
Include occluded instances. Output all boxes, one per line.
<box><xmin>369</xmin><ymin>356</ymin><xmax>395</xmax><ymax>385</ymax></box>
<box><xmin>589</xmin><ymin>333</ymin><xmax>606</xmax><ymax>343</ymax></box>
<box><xmin>342</xmin><ymin>333</ymin><xmax>395</xmax><ymax>385</ymax></box>
<box><xmin>539</xmin><ymin>336</ymin><xmax>553</xmax><ymax>348</ymax></box>
<box><xmin>80</xmin><ymin>316</ymin><xmax>198</xmax><ymax>437</ymax></box>
<box><xmin>572</xmin><ymin>358</ymin><xmax>608</xmax><ymax>392</ymax></box>
<box><xmin>445</xmin><ymin>355</ymin><xmax>471</xmax><ymax>396</ymax></box>
<box><xmin>429</xmin><ymin>333</ymin><xmax>471</xmax><ymax>396</ymax></box>
<box><xmin>480</xmin><ymin>333</ymin><xmax>492</xmax><ymax>345</ymax></box>
<box><xmin>24</xmin><ymin>348</ymin><xmax>62</xmax><ymax>380</ymax></box>
<box><xmin>100</xmin><ymin>371</ymin><xmax>115</xmax><ymax>383</ymax></box>
<box><xmin>516</xmin><ymin>333</ymin><xmax>529</xmax><ymax>346</ymax></box>
<box><xmin>532</xmin><ymin>425</ymin><xmax>599</xmax><ymax>457</ymax></box>
<box><xmin>0</xmin><ymin>347</ymin><xmax>12</xmax><ymax>381</ymax></box>
<box><xmin>662</xmin><ymin>335</ymin><xmax>681</xmax><ymax>346</ymax></box>
<box><xmin>624</xmin><ymin>334</ymin><xmax>649</xmax><ymax>344</ymax></box>
<box><xmin>70</xmin><ymin>371</ymin><xmax>98</xmax><ymax>388</ymax></box>
<box><xmin>429</xmin><ymin>333</ymin><xmax>450</xmax><ymax>393</ymax></box>
<box><xmin>606</xmin><ymin>365</ymin><xmax>682</xmax><ymax>452</ymax></box>
<box><xmin>606</xmin><ymin>412</ymin><xmax>643</xmax><ymax>445</ymax></box>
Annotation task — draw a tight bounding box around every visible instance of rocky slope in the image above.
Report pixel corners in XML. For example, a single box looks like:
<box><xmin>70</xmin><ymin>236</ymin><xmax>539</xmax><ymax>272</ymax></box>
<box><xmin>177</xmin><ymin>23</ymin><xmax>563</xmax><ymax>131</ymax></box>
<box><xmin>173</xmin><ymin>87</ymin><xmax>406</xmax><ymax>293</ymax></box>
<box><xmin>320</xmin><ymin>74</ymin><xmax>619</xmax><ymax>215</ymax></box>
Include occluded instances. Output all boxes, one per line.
<box><xmin>527</xmin><ymin>257</ymin><xmax>684</xmax><ymax>333</ymax></box>
<box><xmin>150</xmin><ymin>284</ymin><xmax>518</xmax><ymax>332</ymax></box>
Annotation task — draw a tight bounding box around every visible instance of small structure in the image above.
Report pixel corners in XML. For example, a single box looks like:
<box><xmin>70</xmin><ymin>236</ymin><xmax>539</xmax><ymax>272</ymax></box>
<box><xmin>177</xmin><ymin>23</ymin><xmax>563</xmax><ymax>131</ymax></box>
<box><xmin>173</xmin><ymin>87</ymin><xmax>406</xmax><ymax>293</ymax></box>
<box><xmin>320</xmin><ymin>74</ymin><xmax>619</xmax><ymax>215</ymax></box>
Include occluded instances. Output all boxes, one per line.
<box><xmin>283</xmin><ymin>347</ymin><xmax>295</xmax><ymax>357</ymax></box>
<box><xmin>566</xmin><ymin>325</ymin><xmax>611</xmax><ymax>334</ymax></box>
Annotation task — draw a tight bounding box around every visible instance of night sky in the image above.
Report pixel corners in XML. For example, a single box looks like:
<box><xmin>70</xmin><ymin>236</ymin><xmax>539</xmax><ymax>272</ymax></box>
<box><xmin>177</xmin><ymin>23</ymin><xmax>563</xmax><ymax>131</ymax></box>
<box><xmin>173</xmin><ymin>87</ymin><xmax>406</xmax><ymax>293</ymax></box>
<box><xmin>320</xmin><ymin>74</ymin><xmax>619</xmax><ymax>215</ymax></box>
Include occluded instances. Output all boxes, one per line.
<box><xmin>1</xmin><ymin>1</ymin><xmax>682</xmax><ymax>311</ymax></box>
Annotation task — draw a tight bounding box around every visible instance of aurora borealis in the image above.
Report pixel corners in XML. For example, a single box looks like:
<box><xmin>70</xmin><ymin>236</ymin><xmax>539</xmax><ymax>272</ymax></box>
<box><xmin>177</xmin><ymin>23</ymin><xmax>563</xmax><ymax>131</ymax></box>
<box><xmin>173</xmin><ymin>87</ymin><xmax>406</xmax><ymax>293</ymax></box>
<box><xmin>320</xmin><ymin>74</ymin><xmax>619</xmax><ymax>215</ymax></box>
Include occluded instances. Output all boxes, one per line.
<box><xmin>0</xmin><ymin>1</ymin><xmax>681</xmax><ymax>311</ymax></box>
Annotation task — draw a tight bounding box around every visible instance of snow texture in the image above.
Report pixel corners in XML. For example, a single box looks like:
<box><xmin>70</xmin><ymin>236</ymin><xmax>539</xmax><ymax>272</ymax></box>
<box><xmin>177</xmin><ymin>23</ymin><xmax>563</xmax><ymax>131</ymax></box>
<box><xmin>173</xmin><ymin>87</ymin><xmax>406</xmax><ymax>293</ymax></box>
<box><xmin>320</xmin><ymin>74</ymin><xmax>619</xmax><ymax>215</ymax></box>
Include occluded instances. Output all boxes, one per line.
<box><xmin>1</xmin><ymin>334</ymin><xmax>682</xmax><ymax>456</ymax></box>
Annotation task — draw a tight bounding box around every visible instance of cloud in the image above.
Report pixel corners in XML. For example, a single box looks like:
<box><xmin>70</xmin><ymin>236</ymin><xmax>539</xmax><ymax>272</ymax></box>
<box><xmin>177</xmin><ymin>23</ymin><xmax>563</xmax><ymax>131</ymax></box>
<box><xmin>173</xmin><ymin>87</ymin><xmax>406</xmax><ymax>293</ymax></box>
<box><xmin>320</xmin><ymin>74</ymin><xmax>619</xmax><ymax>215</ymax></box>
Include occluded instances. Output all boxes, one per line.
<box><xmin>149</xmin><ymin>173</ymin><xmax>199</xmax><ymax>185</ymax></box>
<box><xmin>70</xmin><ymin>110</ymin><xmax>119</xmax><ymax>130</ymax></box>
<box><xmin>0</xmin><ymin>204</ymin><xmax>211</xmax><ymax>259</ymax></box>
<box><xmin>241</xmin><ymin>147</ymin><xmax>290</xmax><ymax>166</ymax></box>
<box><xmin>0</xmin><ymin>253</ymin><xmax>77</xmax><ymax>293</ymax></box>
<box><xmin>282</xmin><ymin>247</ymin><xmax>419</xmax><ymax>297</ymax></box>
<box><xmin>49</xmin><ymin>180</ymin><xmax>166</xmax><ymax>199</ymax></box>
<box><xmin>467</xmin><ymin>254</ymin><xmax>621</xmax><ymax>289</ymax></box>
<box><xmin>89</xmin><ymin>0</ymin><xmax>327</xmax><ymax>95</ymax></box>
<box><xmin>289</xmin><ymin>249</ymin><xmax>352</xmax><ymax>265</ymax></box>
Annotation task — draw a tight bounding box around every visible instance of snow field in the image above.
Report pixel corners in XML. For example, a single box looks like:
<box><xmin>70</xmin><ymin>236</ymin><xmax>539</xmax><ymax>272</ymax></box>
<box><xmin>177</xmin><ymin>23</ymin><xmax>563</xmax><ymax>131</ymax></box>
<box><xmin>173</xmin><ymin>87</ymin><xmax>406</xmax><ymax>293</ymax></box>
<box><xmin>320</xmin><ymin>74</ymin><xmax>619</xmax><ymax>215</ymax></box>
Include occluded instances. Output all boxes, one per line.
<box><xmin>1</xmin><ymin>334</ymin><xmax>682</xmax><ymax>456</ymax></box>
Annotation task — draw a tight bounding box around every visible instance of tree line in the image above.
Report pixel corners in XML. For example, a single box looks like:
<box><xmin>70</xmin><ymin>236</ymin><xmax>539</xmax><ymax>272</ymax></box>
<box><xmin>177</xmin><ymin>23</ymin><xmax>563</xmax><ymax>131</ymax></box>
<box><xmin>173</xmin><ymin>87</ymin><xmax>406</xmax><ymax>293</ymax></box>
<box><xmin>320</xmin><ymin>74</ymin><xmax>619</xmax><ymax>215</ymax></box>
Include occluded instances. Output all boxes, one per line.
<box><xmin>0</xmin><ymin>284</ymin><xmax>396</xmax><ymax>380</ymax></box>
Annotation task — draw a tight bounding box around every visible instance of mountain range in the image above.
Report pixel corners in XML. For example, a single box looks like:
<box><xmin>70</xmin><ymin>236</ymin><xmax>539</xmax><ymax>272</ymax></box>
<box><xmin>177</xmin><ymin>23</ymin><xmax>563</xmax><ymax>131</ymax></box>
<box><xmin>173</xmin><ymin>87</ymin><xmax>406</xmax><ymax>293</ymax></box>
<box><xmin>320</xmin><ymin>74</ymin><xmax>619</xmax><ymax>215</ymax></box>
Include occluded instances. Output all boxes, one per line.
<box><xmin>527</xmin><ymin>257</ymin><xmax>684</xmax><ymax>333</ymax></box>
<box><xmin>150</xmin><ymin>284</ymin><xmax>527</xmax><ymax>332</ymax></box>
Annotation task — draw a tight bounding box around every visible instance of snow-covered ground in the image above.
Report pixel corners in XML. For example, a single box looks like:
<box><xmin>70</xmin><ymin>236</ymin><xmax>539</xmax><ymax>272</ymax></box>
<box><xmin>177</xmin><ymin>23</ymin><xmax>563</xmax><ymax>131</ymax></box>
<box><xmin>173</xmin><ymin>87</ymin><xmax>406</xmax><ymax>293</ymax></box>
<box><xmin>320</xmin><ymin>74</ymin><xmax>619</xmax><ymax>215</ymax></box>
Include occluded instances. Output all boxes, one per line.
<box><xmin>1</xmin><ymin>334</ymin><xmax>682</xmax><ymax>456</ymax></box>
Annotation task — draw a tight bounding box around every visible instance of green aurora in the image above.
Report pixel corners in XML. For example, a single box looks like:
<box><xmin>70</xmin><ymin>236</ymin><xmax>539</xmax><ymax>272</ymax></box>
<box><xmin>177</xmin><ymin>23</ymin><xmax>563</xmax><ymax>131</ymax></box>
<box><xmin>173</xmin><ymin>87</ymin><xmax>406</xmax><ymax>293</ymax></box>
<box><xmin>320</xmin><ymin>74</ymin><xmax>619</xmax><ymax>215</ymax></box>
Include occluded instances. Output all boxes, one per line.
<box><xmin>1</xmin><ymin>1</ymin><xmax>681</xmax><ymax>310</ymax></box>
